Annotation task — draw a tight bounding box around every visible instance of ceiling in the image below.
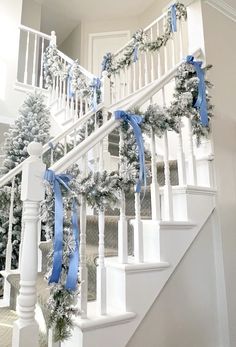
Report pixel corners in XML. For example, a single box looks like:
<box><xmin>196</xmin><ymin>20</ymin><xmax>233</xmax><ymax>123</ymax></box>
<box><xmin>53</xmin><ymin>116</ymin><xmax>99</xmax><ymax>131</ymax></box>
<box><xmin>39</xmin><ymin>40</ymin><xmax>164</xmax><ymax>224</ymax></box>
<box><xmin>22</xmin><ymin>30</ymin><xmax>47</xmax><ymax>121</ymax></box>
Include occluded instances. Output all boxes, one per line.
<box><xmin>38</xmin><ymin>0</ymin><xmax>157</xmax><ymax>44</ymax></box>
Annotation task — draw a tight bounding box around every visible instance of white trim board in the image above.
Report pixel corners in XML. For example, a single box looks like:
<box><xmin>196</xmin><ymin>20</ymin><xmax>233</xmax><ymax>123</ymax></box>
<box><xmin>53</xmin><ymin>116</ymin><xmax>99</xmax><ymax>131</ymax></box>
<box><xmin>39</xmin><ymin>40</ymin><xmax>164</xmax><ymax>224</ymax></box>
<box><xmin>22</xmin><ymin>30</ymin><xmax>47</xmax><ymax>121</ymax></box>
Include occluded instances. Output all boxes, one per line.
<box><xmin>205</xmin><ymin>0</ymin><xmax>236</xmax><ymax>23</ymax></box>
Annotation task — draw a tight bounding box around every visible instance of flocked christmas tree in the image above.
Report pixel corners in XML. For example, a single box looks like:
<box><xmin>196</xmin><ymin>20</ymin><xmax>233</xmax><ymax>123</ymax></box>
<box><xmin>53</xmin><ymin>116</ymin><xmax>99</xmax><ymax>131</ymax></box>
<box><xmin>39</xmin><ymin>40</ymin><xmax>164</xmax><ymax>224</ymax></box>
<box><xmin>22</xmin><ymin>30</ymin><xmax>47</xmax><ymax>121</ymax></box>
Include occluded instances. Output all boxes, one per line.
<box><xmin>0</xmin><ymin>92</ymin><xmax>50</xmax><ymax>278</ymax></box>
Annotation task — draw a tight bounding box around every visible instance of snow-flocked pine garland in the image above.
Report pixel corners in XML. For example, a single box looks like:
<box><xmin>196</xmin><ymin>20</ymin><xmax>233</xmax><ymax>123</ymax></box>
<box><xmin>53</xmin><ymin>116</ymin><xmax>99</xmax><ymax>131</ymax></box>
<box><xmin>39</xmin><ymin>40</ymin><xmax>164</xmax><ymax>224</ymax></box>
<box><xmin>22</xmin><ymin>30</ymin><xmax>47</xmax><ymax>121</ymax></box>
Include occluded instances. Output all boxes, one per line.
<box><xmin>42</xmin><ymin>57</ymin><xmax>213</xmax><ymax>342</ymax></box>
<box><xmin>101</xmin><ymin>2</ymin><xmax>187</xmax><ymax>75</ymax></box>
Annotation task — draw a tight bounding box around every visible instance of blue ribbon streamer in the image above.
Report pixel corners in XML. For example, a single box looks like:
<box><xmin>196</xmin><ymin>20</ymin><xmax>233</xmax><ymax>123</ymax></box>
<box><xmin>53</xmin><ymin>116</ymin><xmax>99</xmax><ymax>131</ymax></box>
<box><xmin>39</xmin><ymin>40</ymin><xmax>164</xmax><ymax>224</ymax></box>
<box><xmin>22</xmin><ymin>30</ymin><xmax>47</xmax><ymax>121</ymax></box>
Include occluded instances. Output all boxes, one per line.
<box><xmin>186</xmin><ymin>55</ymin><xmax>208</xmax><ymax>126</ymax></box>
<box><xmin>133</xmin><ymin>46</ymin><xmax>139</xmax><ymax>63</ymax></box>
<box><xmin>170</xmin><ymin>4</ymin><xmax>177</xmax><ymax>32</ymax></box>
<box><xmin>67</xmin><ymin>64</ymin><xmax>73</xmax><ymax>98</ymax></box>
<box><xmin>115</xmin><ymin>110</ymin><xmax>146</xmax><ymax>193</ymax></box>
<box><xmin>44</xmin><ymin>169</ymin><xmax>80</xmax><ymax>291</ymax></box>
<box><xmin>91</xmin><ymin>77</ymin><xmax>101</xmax><ymax>112</ymax></box>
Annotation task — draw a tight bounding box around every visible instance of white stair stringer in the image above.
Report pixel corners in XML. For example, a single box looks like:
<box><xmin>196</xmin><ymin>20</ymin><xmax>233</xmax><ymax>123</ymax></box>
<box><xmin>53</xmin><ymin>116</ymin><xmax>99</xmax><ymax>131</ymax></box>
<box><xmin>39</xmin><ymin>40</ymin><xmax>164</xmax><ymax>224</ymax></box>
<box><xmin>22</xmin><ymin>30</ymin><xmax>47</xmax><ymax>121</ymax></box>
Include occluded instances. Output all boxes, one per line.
<box><xmin>61</xmin><ymin>186</ymin><xmax>216</xmax><ymax>347</ymax></box>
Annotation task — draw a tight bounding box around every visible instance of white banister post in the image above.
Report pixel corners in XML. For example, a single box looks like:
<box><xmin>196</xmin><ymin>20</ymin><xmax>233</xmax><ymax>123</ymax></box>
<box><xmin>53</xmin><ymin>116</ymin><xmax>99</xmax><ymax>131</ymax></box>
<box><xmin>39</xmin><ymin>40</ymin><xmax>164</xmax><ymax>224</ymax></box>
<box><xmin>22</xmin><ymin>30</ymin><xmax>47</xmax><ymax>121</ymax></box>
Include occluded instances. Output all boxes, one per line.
<box><xmin>133</xmin><ymin>192</ymin><xmax>144</xmax><ymax>263</ymax></box>
<box><xmin>12</xmin><ymin>142</ymin><xmax>45</xmax><ymax>347</ymax></box>
<box><xmin>163</xmin><ymin>131</ymin><xmax>174</xmax><ymax>221</ymax></box>
<box><xmin>187</xmin><ymin>117</ymin><xmax>197</xmax><ymax>185</ymax></box>
<box><xmin>177</xmin><ymin>124</ymin><xmax>187</xmax><ymax>186</ymax></box>
<box><xmin>50</xmin><ymin>31</ymin><xmax>57</xmax><ymax>46</ymax></box>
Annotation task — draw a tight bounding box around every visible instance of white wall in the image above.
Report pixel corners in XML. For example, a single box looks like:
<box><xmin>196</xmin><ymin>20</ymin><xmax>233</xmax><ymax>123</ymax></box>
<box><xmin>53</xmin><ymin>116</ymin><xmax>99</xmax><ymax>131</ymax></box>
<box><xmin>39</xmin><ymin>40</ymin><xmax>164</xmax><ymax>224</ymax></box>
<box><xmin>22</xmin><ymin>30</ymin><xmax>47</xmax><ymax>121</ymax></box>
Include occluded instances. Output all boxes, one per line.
<box><xmin>0</xmin><ymin>0</ymin><xmax>24</xmax><ymax>122</ymax></box>
<box><xmin>127</xmin><ymin>214</ymin><xmax>221</xmax><ymax>347</ymax></box>
<box><xmin>201</xmin><ymin>4</ymin><xmax>236</xmax><ymax>346</ymax></box>
<box><xmin>59</xmin><ymin>23</ymin><xmax>82</xmax><ymax>61</ymax></box>
<box><xmin>138</xmin><ymin>0</ymin><xmax>168</xmax><ymax>27</ymax></box>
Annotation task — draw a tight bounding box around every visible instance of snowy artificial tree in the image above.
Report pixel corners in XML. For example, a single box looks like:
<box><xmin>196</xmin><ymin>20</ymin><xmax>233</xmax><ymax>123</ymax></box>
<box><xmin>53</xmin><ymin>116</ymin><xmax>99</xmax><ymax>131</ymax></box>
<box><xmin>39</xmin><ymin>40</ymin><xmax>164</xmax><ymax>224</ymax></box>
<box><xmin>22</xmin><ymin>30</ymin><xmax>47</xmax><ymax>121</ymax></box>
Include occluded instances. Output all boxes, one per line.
<box><xmin>0</xmin><ymin>92</ymin><xmax>51</xmax><ymax>280</ymax></box>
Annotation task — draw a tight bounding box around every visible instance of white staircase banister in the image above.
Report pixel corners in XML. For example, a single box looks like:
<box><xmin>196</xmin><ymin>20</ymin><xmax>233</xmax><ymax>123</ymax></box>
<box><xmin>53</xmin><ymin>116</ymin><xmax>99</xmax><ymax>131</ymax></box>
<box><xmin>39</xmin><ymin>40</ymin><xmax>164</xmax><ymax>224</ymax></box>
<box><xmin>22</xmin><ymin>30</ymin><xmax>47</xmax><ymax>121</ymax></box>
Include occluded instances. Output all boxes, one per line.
<box><xmin>19</xmin><ymin>24</ymin><xmax>51</xmax><ymax>40</ymax></box>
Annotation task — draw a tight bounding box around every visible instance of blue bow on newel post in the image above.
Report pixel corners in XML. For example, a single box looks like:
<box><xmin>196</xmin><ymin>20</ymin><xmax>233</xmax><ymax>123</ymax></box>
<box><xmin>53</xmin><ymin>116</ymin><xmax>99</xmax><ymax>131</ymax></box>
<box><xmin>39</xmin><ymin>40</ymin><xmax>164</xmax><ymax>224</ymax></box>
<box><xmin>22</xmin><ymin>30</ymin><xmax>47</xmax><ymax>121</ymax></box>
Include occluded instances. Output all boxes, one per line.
<box><xmin>186</xmin><ymin>55</ymin><xmax>208</xmax><ymax>126</ymax></box>
<box><xmin>44</xmin><ymin>169</ymin><xmax>79</xmax><ymax>291</ymax></box>
<box><xmin>115</xmin><ymin>110</ymin><xmax>146</xmax><ymax>193</ymax></box>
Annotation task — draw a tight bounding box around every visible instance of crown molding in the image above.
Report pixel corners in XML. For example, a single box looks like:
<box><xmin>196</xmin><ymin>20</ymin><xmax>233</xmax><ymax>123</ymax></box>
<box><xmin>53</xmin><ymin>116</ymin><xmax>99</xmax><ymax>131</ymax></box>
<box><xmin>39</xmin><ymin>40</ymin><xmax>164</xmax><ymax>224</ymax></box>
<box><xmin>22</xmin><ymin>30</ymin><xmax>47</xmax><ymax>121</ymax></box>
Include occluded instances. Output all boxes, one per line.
<box><xmin>205</xmin><ymin>0</ymin><xmax>236</xmax><ymax>23</ymax></box>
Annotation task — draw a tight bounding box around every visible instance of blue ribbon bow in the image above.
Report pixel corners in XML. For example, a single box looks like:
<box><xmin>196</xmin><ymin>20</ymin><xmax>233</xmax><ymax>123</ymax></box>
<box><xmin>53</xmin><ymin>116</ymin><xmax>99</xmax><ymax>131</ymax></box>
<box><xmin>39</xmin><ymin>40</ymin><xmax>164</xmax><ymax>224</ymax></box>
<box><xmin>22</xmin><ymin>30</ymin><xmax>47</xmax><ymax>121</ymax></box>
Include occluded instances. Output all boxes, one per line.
<box><xmin>170</xmin><ymin>4</ymin><xmax>177</xmax><ymax>32</ymax></box>
<box><xmin>115</xmin><ymin>110</ymin><xmax>146</xmax><ymax>193</ymax></box>
<box><xmin>91</xmin><ymin>77</ymin><xmax>101</xmax><ymax>112</ymax></box>
<box><xmin>44</xmin><ymin>169</ymin><xmax>79</xmax><ymax>291</ymax></box>
<box><xmin>186</xmin><ymin>55</ymin><xmax>208</xmax><ymax>126</ymax></box>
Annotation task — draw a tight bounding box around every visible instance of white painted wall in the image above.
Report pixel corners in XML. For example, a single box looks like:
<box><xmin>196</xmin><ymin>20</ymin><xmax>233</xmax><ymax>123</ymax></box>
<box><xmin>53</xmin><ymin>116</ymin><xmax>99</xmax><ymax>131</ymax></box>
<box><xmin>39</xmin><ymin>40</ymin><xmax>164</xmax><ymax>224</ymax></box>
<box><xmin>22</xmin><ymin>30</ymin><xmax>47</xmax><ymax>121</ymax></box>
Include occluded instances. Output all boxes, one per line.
<box><xmin>80</xmin><ymin>17</ymin><xmax>139</xmax><ymax>68</ymax></box>
<box><xmin>201</xmin><ymin>4</ymin><xmax>236</xmax><ymax>346</ymax></box>
<box><xmin>127</xmin><ymin>214</ymin><xmax>221</xmax><ymax>347</ymax></box>
<box><xmin>59</xmin><ymin>23</ymin><xmax>82</xmax><ymax>61</ymax></box>
<box><xmin>138</xmin><ymin>0</ymin><xmax>168</xmax><ymax>27</ymax></box>
<box><xmin>0</xmin><ymin>0</ymin><xmax>24</xmax><ymax>122</ymax></box>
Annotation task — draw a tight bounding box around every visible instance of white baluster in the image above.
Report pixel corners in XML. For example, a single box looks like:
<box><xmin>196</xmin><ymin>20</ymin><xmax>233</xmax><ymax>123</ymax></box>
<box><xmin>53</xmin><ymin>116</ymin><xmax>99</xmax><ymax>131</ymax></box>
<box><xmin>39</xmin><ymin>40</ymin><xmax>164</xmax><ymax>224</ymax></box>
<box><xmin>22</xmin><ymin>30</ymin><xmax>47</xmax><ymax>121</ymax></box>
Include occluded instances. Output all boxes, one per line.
<box><xmin>97</xmin><ymin>140</ymin><xmax>107</xmax><ymax>315</ymax></box>
<box><xmin>133</xmin><ymin>62</ymin><xmax>137</xmax><ymax>92</ymax></box>
<box><xmin>32</xmin><ymin>34</ymin><xmax>38</xmax><ymax>86</ymax></box>
<box><xmin>118</xmin><ymin>129</ymin><xmax>128</xmax><ymax>263</ymax></box>
<box><xmin>117</xmin><ymin>71</ymin><xmax>121</xmax><ymax>101</ymax></box>
<box><xmin>39</xmin><ymin>38</ymin><xmax>45</xmax><ymax>88</ymax></box>
<box><xmin>144</xmin><ymin>52</ymin><xmax>149</xmax><ymax>86</ymax></box>
<box><xmin>5</xmin><ymin>177</ymin><xmax>15</xmax><ymax>272</ymax></box>
<box><xmin>12</xmin><ymin>142</ymin><xmax>45</xmax><ymax>347</ymax></box>
<box><xmin>150</xmin><ymin>128</ymin><xmax>161</xmax><ymax>220</ymax></box>
<box><xmin>127</xmin><ymin>66</ymin><xmax>132</xmax><ymax>95</ymax></box>
<box><xmin>156</xmin><ymin>22</ymin><xmax>161</xmax><ymax>77</ymax></box>
<box><xmin>150</xmin><ymin>27</ymin><xmax>155</xmax><ymax>82</ymax></box>
<box><xmin>138</xmin><ymin>56</ymin><xmax>142</xmax><ymax>89</ymax></box>
<box><xmin>133</xmin><ymin>192</ymin><xmax>143</xmax><ymax>263</ymax></box>
<box><xmin>163</xmin><ymin>131</ymin><xmax>173</xmax><ymax>221</ymax></box>
<box><xmin>79</xmin><ymin>156</ymin><xmax>88</xmax><ymax>318</ymax></box>
<box><xmin>177</xmin><ymin>124</ymin><xmax>187</xmax><ymax>186</ymax></box>
<box><xmin>163</xmin><ymin>16</ymin><xmax>168</xmax><ymax>74</ymax></box>
<box><xmin>179</xmin><ymin>19</ymin><xmax>184</xmax><ymax>60</ymax></box>
<box><xmin>24</xmin><ymin>31</ymin><xmax>30</xmax><ymax>84</ymax></box>
<box><xmin>187</xmin><ymin>117</ymin><xmax>197</xmax><ymax>185</ymax></box>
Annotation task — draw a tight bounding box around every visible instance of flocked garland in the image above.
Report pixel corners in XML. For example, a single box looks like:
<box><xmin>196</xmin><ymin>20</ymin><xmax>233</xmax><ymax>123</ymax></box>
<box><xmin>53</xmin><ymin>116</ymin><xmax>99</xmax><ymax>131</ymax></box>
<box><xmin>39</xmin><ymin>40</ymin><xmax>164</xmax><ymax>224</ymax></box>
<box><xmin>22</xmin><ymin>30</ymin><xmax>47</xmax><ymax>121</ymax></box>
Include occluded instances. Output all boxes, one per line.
<box><xmin>42</xmin><ymin>56</ymin><xmax>213</xmax><ymax>342</ymax></box>
<box><xmin>43</xmin><ymin>50</ymin><xmax>101</xmax><ymax>109</ymax></box>
<box><xmin>101</xmin><ymin>2</ymin><xmax>187</xmax><ymax>75</ymax></box>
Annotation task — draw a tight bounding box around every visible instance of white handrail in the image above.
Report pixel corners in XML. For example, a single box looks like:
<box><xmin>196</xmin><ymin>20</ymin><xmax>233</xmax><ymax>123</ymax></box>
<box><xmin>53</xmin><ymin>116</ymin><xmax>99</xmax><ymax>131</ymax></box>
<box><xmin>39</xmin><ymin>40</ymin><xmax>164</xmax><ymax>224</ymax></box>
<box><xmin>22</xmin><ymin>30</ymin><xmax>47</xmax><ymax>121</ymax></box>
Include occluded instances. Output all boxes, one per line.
<box><xmin>19</xmin><ymin>24</ymin><xmax>51</xmax><ymax>40</ymax></box>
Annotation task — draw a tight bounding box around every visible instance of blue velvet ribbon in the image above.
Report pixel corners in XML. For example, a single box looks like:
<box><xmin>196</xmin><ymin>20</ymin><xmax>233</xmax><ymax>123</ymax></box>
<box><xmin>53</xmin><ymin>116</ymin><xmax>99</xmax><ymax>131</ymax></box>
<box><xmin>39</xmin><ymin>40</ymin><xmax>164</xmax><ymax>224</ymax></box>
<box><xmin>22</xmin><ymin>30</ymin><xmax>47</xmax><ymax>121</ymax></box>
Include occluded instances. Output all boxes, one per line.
<box><xmin>170</xmin><ymin>4</ymin><xmax>177</xmax><ymax>32</ymax></box>
<box><xmin>67</xmin><ymin>64</ymin><xmax>73</xmax><ymax>98</ymax></box>
<box><xmin>133</xmin><ymin>45</ymin><xmax>139</xmax><ymax>63</ymax></box>
<box><xmin>91</xmin><ymin>77</ymin><xmax>101</xmax><ymax>112</ymax></box>
<box><xmin>186</xmin><ymin>55</ymin><xmax>208</xmax><ymax>126</ymax></box>
<box><xmin>114</xmin><ymin>110</ymin><xmax>146</xmax><ymax>193</ymax></box>
<box><xmin>44</xmin><ymin>169</ymin><xmax>79</xmax><ymax>291</ymax></box>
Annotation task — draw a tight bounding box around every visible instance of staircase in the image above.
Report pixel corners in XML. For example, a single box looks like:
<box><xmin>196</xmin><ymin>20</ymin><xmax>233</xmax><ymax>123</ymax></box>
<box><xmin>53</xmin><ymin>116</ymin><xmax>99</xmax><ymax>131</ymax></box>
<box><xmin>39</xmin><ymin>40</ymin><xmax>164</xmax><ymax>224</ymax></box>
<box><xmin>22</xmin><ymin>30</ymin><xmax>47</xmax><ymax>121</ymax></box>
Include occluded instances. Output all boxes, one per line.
<box><xmin>0</xmin><ymin>2</ymin><xmax>217</xmax><ymax>347</ymax></box>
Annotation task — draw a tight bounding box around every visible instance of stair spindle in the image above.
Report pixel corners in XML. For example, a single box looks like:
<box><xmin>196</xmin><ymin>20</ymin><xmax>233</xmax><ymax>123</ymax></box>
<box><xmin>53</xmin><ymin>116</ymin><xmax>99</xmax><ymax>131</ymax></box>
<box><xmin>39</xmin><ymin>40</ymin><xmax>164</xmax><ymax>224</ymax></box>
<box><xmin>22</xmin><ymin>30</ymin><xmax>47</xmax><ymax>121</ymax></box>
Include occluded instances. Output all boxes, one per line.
<box><xmin>39</xmin><ymin>38</ymin><xmax>45</xmax><ymax>88</ymax></box>
<box><xmin>187</xmin><ymin>117</ymin><xmax>197</xmax><ymax>185</ymax></box>
<box><xmin>118</xmin><ymin>129</ymin><xmax>128</xmax><ymax>263</ymax></box>
<box><xmin>177</xmin><ymin>123</ymin><xmax>187</xmax><ymax>186</ymax></box>
<box><xmin>150</xmin><ymin>27</ymin><xmax>155</xmax><ymax>82</ymax></box>
<box><xmin>24</xmin><ymin>31</ymin><xmax>30</xmax><ymax>84</ymax></box>
<box><xmin>150</xmin><ymin>128</ymin><xmax>161</xmax><ymax>220</ymax></box>
<box><xmin>163</xmin><ymin>131</ymin><xmax>174</xmax><ymax>221</ymax></box>
<box><xmin>133</xmin><ymin>192</ymin><xmax>144</xmax><ymax>263</ymax></box>
<box><xmin>32</xmin><ymin>33</ymin><xmax>38</xmax><ymax>86</ymax></box>
<box><xmin>97</xmin><ymin>140</ymin><xmax>107</xmax><ymax>315</ymax></box>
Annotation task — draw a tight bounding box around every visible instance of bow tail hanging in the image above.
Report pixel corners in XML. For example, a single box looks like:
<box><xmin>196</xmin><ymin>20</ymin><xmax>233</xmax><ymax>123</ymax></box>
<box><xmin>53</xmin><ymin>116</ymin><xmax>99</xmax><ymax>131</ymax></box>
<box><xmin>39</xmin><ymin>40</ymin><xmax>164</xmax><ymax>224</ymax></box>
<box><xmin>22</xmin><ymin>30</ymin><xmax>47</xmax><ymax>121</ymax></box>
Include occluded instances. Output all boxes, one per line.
<box><xmin>65</xmin><ymin>200</ymin><xmax>80</xmax><ymax>291</ymax></box>
<box><xmin>114</xmin><ymin>110</ymin><xmax>146</xmax><ymax>193</ymax></box>
<box><xmin>133</xmin><ymin>46</ymin><xmax>139</xmax><ymax>63</ymax></box>
<box><xmin>186</xmin><ymin>55</ymin><xmax>208</xmax><ymax>126</ymax></box>
<box><xmin>170</xmin><ymin>4</ymin><xmax>177</xmax><ymax>32</ymax></box>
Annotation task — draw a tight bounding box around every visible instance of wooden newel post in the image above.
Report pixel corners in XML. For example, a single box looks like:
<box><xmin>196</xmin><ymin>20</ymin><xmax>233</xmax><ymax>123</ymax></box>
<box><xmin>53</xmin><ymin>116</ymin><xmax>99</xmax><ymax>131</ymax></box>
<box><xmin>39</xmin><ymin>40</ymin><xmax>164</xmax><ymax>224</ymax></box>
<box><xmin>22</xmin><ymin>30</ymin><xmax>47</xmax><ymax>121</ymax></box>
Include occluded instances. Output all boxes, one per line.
<box><xmin>12</xmin><ymin>142</ymin><xmax>46</xmax><ymax>347</ymax></box>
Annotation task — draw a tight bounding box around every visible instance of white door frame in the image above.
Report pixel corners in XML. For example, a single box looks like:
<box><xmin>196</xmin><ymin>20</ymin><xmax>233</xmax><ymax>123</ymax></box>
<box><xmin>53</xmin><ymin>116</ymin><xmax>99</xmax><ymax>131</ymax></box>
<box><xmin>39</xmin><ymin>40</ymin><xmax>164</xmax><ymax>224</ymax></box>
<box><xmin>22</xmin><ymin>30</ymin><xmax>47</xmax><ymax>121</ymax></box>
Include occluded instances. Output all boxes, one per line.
<box><xmin>88</xmin><ymin>30</ymin><xmax>130</xmax><ymax>74</ymax></box>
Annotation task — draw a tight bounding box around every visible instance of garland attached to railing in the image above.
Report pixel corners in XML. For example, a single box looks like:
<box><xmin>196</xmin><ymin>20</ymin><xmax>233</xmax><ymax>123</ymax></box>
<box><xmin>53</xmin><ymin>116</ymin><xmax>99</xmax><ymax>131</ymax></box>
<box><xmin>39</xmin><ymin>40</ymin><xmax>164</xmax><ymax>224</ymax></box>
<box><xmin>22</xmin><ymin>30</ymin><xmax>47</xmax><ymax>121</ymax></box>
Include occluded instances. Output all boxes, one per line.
<box><xmin>101</xmin><ymin>2</ymin><xmax>187</xmax><ymax>75</ymax></box>
<box><xmin>42</xmin><ymin>55</ymin><xmax>213</xmax><ymax>342</ymax></box>
<box><xmin>43</xmin><ymin>49</ymin><xmax>101</xmax><ymax>110</ymax></box>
